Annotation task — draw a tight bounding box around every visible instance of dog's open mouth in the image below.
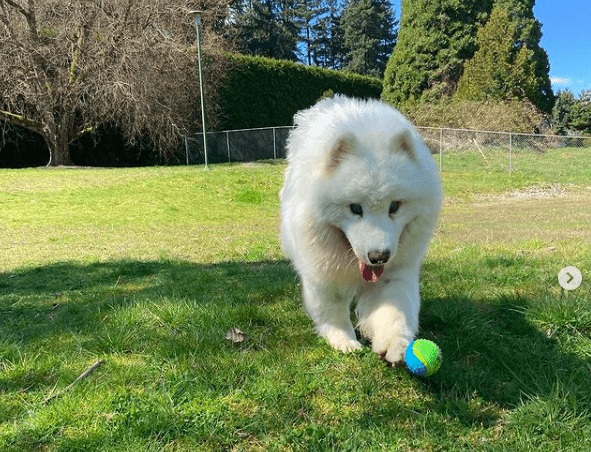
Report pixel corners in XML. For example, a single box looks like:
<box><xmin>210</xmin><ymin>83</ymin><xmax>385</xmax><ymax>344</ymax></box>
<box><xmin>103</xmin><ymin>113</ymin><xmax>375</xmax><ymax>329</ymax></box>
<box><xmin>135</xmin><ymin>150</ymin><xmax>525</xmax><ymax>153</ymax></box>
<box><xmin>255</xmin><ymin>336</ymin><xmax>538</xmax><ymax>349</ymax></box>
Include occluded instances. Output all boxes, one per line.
<box><xmin>358</xmin><ymin>261</ymin><xmax>384</xmax><ymax>283</ymax></box>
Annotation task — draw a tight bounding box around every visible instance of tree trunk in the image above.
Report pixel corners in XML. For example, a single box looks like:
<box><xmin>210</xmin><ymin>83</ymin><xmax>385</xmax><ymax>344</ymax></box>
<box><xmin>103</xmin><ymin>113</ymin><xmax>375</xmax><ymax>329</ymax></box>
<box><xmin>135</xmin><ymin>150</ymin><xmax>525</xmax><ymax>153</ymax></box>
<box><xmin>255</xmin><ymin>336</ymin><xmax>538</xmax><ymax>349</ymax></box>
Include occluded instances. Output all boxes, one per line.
<box><xmin>46</xmin><ymin>139</ymin><xmax>74</xmax><ymax>167</ymax></box>
<box><xmin>0</xmin><ymin>110</ymin><xmax>74</xmax><ymax>166</ymax></box>
<box><xmin>45</xmin><ymin>116</ymin><xmax>75</xmax><ymax>167</ymax></box>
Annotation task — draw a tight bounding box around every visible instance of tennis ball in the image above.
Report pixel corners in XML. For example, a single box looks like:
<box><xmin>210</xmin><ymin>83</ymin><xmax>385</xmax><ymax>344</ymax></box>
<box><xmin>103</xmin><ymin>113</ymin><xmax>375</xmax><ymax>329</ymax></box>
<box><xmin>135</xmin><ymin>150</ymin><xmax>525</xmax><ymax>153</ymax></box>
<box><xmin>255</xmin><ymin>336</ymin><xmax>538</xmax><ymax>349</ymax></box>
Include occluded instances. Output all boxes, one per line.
<box><xmin>404</xmin><ymin>339</ymin><xmax>442</xmax><ymax>377</ymax></box>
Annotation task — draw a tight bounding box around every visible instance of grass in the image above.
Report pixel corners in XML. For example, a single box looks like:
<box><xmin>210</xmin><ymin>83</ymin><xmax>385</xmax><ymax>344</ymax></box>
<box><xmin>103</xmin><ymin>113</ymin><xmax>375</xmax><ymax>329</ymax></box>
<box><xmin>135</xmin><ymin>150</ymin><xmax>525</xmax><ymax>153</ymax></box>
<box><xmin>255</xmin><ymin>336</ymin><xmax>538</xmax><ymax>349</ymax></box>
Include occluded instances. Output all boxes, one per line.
<box><xmin>1</xmin><ymin>148</ymin><xmax>591</xmax><ymax>451</ymax></box>
<box><xmin>0</xmin><ymin>165</ymin><xmax>284</xmax><ymax>268</ymax></box>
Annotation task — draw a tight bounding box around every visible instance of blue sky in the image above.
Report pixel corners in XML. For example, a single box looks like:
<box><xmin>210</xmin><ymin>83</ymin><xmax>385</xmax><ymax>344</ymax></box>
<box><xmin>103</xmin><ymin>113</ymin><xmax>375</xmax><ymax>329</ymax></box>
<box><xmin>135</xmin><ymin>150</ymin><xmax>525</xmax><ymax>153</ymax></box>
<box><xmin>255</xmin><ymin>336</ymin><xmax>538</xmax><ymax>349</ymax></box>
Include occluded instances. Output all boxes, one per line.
<box><xmin>534</xmin><ymin>0</ymin><xmax>591</xmax><ymax>96</ymax></box>
<box><xmin>390</xmin><ymin>0</ymin><xmax>591</xmax><ymax>97</ymax></box>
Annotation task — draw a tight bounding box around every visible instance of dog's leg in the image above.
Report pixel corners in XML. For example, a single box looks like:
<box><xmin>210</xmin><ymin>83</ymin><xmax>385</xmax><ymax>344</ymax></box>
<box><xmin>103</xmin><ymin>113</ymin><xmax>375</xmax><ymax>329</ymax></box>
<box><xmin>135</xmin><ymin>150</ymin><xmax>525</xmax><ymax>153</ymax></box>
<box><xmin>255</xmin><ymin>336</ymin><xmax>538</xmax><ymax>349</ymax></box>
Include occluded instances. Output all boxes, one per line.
<box><xmin>302</xmin><ymin>280</ymin><xmax>362</xmax><ymax>353</ymax></box>
<box><xmin>355</xmin><ymin>270</ymin><xmax>420</xmax><ymax>363</ymax></box>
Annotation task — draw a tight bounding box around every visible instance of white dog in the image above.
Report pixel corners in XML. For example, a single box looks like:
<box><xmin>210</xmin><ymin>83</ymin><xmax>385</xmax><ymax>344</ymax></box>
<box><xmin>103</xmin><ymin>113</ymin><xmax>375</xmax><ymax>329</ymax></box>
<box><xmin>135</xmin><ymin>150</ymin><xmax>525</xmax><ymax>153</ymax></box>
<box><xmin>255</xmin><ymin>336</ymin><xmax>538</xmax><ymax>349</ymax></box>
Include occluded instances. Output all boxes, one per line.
<box><xmin>280</xmin><ymin>96</ymin><xmax>442</xmax><ymax>363</ymax></box>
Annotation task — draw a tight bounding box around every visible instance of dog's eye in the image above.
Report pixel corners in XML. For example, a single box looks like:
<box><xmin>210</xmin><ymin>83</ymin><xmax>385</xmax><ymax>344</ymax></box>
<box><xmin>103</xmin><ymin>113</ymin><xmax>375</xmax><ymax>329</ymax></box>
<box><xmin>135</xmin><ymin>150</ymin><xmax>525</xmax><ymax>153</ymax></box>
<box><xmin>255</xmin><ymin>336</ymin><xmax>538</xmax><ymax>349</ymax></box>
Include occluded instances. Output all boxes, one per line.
<box><xmin>389</xmin><ymin>201</ymin><xmax>400</xmax><ymax>215</ymax></box>
<box><xmin>350</xmin><ymin>204</ymin><xmax>363</xmax><ymax>216</ymax></box>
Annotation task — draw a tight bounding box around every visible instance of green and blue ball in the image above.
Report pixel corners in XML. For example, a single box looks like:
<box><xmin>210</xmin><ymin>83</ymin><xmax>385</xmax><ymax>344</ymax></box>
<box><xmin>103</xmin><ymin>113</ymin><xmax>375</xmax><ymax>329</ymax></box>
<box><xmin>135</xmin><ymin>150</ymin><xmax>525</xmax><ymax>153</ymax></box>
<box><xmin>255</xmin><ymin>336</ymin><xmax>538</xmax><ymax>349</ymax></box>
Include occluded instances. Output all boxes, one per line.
<box><xmin>404</xmin><ymin>339</ymin><xmax>442</xmax><ymax>377</ymax></box>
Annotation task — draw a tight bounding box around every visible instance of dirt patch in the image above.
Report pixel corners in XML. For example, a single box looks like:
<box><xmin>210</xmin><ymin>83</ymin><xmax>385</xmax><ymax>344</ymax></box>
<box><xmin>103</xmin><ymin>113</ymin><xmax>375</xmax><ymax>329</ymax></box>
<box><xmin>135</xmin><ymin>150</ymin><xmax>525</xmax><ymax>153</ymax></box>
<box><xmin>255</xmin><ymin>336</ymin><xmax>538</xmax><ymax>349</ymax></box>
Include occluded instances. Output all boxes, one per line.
<box><xmin>508</xmin><ymin>185</ymin><xmax>569</xmax><ymax>200</ymax></box>
<box><xmin>439</xmin><ymin>188</ymin><xmax>591</xmax><ymax>243</ymax></box>
<box><xmin>471</xmin><ymin>184</ymin><xmax>581</xmax><ymax>203</ymax></box>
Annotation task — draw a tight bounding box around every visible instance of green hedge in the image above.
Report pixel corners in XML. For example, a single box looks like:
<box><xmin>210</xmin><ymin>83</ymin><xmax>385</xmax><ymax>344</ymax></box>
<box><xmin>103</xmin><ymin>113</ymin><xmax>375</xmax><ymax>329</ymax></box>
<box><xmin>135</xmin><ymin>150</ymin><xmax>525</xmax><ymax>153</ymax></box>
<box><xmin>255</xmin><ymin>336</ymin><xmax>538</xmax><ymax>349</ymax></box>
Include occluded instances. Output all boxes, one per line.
<box><xmin>216</xmin><ymin>53</ymin><xmax>382</xmax><ymax>131</ymax></box>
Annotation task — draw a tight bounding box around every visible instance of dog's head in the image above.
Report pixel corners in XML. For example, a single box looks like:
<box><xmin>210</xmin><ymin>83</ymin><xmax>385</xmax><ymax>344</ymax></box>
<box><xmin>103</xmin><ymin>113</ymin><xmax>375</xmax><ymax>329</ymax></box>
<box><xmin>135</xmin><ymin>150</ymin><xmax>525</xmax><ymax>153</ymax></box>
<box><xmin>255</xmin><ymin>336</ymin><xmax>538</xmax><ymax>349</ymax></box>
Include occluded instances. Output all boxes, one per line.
<box><xmin>323</xmin><ymin>130</ymin><xmax>424</xmax><ymax>281</ymax></box>
<box><xmin>286</xmin><ymin>96</ymin><xmax>442</xmax><ymax>282</ymax></box>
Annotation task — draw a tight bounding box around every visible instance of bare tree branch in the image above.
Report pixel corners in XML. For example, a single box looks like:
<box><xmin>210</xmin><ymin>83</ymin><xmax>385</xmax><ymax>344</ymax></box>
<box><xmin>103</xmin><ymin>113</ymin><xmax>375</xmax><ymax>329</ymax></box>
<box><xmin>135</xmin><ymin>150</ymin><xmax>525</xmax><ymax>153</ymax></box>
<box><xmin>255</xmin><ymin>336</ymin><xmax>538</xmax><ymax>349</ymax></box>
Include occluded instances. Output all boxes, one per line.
<box><xmin>0</xmin><ymin>0</ymin><xmax>231</xmax><ymax>166</ymax></box>
<box><xmin>3</xmin><ymin>0</ymin><xmax>32</xmax><ymax>20</ymax></box>
<box><xmin>0</xmin><ymin>110</ymin><xmax>44</xmax><ymax>134</ymax></box>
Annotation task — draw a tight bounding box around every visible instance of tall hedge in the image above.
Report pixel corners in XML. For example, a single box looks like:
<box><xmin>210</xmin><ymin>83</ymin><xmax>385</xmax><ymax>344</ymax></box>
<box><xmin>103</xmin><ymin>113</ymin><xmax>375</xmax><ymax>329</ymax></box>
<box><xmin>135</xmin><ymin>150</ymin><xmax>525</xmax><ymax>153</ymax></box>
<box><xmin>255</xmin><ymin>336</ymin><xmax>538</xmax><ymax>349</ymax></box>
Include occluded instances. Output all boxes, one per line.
<box><xmin>216</xmin><ymin>53</ymin><xmax>382</xmax><ymax>130</ymax></box>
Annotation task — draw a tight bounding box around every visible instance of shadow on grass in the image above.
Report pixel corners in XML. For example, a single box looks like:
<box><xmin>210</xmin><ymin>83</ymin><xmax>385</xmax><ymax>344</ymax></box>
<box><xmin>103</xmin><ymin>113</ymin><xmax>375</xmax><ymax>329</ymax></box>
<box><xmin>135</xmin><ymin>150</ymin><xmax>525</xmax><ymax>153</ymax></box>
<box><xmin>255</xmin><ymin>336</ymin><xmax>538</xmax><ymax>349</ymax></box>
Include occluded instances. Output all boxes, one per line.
<box><xmin>0</xmin><ymin>259</ymin><xmax>302</xmax><ymax>354</ymax></box>
<box><xmin>419</xmin><ymin>293</ymin><xmax>591</xmax><ymax>429</ymax></box>
<box><xmin>1</xmin><ymin>257</ymin><xmax>590</xmax><ymax>436</ymax></box>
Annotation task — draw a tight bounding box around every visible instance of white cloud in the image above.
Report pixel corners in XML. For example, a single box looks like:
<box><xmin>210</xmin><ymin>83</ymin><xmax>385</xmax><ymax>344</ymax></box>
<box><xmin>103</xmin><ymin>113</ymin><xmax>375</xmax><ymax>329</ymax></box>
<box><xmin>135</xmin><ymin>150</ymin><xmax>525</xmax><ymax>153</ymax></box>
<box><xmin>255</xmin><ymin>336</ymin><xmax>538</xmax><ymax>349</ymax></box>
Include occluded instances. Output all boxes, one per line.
<box><xmin>550</xmin><ymin>76</ymin><xmax>572</xmax><ymax>85</ymax></box>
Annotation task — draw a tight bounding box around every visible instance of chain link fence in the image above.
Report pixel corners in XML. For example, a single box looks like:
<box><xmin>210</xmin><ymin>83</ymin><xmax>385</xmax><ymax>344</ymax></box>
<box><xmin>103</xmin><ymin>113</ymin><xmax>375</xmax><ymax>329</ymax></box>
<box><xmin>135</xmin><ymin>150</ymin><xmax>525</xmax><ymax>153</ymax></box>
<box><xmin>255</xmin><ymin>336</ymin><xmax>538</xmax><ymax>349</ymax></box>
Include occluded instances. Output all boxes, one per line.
<box><xmin>181</xmin><ymin>126</ymin><xmax>293</xmax><ymax>165</ymax></box>
<box><xmin>181</xmin><ymin>125</ymin><xmax>591</xmax><ymax>173</ymax></box>
<box><xmin>417</xmin><ymin>126</ymin><xmax>591</xmax><ymax>173</ymax></box>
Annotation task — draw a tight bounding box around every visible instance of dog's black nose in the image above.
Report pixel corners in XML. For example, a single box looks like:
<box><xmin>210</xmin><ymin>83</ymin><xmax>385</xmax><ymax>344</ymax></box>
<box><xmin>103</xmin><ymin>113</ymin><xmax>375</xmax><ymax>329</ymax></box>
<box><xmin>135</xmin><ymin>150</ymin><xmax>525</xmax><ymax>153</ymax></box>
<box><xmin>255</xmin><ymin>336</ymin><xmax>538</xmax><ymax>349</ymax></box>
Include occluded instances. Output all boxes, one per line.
<box><xmin>368</xmin><ymin>250</ymin><xmax>391</xmax><ymax>265</ymax></box>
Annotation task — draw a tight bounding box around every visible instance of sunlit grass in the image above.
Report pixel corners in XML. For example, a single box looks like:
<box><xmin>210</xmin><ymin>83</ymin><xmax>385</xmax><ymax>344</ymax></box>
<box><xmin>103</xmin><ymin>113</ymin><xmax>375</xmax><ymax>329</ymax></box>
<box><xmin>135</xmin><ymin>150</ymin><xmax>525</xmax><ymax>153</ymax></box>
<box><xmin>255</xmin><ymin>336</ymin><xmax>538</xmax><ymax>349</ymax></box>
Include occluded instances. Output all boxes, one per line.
<box><xmin>1</xmin><ymin>153</ymin><xmax>591</xmax><ymax>451</ymax></box>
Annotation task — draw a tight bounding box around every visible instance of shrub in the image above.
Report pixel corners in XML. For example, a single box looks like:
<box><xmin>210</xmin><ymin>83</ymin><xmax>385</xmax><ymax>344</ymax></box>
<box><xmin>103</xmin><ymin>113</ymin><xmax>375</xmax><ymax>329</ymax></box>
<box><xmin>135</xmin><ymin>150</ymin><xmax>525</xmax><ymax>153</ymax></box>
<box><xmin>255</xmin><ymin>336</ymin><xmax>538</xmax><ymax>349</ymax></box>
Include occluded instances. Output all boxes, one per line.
<box><xmin>399</xmin><ymin>98</ymin><xmax>548</xmax><ymax>134</ymax></box>
<box><xmin>216</xmin><ymin>53</ymin><xmax>382</xmax><ymax>130</ymax></box>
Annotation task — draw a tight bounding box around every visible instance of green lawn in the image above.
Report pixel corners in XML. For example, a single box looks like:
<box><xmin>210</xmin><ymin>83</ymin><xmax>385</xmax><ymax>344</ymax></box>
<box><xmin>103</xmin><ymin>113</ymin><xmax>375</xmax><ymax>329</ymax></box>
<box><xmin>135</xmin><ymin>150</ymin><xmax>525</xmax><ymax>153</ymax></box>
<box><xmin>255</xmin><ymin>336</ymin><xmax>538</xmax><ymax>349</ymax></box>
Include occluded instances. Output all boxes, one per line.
<box><xmin>1</xmin><ymin>149</ymin><xmax>590</xmax><ymax>451</ymax></box>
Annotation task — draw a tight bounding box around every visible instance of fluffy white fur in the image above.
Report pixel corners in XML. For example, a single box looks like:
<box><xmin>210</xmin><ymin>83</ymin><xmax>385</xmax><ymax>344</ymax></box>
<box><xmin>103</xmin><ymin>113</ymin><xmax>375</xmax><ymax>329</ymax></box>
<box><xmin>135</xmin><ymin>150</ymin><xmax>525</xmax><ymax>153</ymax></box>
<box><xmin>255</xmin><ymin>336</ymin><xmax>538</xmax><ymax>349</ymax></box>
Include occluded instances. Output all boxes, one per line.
<box><xmin>280</xmin><ymin>95</ymin><xmax>442</xmax><ymax>363</ymax></box>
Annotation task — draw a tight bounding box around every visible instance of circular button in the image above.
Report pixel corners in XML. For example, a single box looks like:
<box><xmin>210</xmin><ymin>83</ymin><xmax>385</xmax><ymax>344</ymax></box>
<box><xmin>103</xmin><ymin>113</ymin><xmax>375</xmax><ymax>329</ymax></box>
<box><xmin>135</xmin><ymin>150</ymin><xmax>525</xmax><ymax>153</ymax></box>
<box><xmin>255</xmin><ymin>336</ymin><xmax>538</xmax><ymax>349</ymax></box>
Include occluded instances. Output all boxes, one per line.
<box><xmin>558</xmin><ymin>266</ymin><xmax>582</xmax><ymax>291</ymax></box>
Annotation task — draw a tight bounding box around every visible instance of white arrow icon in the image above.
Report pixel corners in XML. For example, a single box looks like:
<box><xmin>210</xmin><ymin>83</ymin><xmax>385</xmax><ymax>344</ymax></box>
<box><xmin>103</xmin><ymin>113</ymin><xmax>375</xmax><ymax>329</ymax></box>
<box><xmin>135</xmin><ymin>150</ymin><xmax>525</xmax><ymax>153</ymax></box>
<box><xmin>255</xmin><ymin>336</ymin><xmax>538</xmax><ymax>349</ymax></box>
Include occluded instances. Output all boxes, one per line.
<box><xmin>558</xmin><ymin>267</ymin><xmax>582</xmax><ymax>290</ymax></box>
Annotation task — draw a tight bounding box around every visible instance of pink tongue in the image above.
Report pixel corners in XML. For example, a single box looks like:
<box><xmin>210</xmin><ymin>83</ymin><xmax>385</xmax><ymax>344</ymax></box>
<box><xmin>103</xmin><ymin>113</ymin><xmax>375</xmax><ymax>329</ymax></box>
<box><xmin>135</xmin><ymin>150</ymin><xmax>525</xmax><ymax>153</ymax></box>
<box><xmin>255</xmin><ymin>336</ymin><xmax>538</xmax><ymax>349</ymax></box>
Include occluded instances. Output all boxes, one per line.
<box><xmin>358</xmin><ymin>261</ymin><xmax>384</xmax><ymax>282</ymax></box>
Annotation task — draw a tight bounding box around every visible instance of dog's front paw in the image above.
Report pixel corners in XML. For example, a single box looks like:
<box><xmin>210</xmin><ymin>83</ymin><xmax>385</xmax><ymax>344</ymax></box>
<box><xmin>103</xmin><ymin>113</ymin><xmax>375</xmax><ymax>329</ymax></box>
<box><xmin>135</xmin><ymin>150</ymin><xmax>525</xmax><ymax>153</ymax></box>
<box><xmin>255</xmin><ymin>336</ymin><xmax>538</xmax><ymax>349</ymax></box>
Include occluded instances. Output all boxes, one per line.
<box><xmin>324</xmin><ymin>331</ymin><xmax>363</xmax><ymax>353</ymax></box>
<box><xmin>372</xmin><ymin>335</ymin><xmax>410</xmax><ymax>364</ymax></box>
<box><xmin>333</xmin><ymin>338</ymin><xmax>363</xmax><ymax>353</ymax></box>
<box><xmin>383</xmin><ymin>338</ymin><xmax>408</xmax><ymax>364</ymax></box>
<box><xmin>317</xmin><ymin>323</ymin><xmax>362</xmax><ymax>353</ymax></box>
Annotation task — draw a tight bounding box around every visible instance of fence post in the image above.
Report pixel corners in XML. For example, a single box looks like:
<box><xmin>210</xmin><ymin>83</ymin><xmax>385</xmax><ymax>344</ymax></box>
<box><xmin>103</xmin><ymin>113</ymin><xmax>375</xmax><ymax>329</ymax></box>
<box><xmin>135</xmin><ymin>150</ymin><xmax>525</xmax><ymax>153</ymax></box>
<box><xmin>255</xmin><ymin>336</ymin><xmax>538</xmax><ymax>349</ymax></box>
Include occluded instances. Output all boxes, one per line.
<box><xmin>439</xmin><ymin>128</ymin><xmax>443</xmax><ymax>171</ymax></box>
<box><xmin>273</xmin><ymin>127</ymin><xmax>277</xmax><ymax>160</ymax></box>
<box><xmin>184</xmin><ymin>136</ymin><xmax>189</xmax><ymax>166</ymax></box>
<box><xmin>509</xmin><ymin>133</ymin><xmax>513</xmax><ymax>174</ymax></box>
<box><xmin>226</xmin><ymin>131</ymin><xmax>231</xmax><ymax>163</ymax></box>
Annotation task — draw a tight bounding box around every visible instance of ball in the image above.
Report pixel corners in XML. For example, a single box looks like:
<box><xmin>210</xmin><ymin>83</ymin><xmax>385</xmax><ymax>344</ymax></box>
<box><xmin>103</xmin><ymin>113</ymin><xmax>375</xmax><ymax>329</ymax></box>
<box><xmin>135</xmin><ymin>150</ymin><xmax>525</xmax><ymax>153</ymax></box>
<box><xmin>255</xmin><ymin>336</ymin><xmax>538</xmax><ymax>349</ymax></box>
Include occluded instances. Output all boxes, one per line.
<box><xmin>404</xmin><ymin>339</ymin><xmax>442</xmax><ymax>377</ymax></box>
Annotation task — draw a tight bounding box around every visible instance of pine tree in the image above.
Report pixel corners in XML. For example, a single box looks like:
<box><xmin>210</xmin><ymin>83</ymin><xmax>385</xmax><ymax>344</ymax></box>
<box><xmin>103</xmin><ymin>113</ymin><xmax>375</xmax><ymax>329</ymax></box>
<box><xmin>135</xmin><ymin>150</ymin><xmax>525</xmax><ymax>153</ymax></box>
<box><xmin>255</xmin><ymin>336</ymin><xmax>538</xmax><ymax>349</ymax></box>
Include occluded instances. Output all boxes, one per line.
<box><xmin>383</xmin><ymin>0</ymin><xmax>553</xmax><ymax>112</ymax></box>
<box><xmin>234</xmin><ymin>0</ymin><xmax>300</xmax><ymax>60</ymax></box>
<box><xmin>340</xmin><ymin>0</ymin><xmax>397</xmax><ymax>77</ymax></box>
<box><xmin>311</xmin><ymin>0</ymin><xmax>346</xmax><ymax>69</ymax></box>
<box><xmin>383</xmin><ymin>0</ymin><xmax>493</xmax><ymax>105</ymax></box>
<box><xmin>553</xmin><ymin>90</ymin><xmax>591</xmax><ymax>135</ymax></box>
<box><xmin>571</xmin><ymin>102</ymin><xmax>591</xmax><ymax>135</ymax></box>
<box><xmin>455</xmin><ymin>8</ymin><xmax>535</xmax><ymax>103</ymax></box>
<box><xmin>455</xmin><ymin>6</ymin><xmax>554</xmax><ymax>113</ymax></box>
<box><xmin>491</xmin><ymin>0</ymin><xmax>554</xmax><ymax>112</ymax></box>
<box><xmin>552</xmin><ymin>90</ymin><xmax>577</xmax><ymax>134</ymax></box>
<box><xmin>295</xmin><ymin>0</ymin><xmax>327</xmax><ymax>65</ymax></box>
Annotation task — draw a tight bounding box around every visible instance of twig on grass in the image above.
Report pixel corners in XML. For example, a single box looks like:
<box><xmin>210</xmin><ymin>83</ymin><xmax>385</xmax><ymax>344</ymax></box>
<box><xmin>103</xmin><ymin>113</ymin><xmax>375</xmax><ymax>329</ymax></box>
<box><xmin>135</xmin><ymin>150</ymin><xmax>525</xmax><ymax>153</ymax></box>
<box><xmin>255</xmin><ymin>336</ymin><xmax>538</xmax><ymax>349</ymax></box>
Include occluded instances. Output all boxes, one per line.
<box><xmin>44</xmin><ymin>359</ymin><xmax>105</xmax><ymax>404</ymax></box>
<box><xmin>472</xmin><ymin>139</ymin><xmax>490</xmax><ymax>167</ymax></box>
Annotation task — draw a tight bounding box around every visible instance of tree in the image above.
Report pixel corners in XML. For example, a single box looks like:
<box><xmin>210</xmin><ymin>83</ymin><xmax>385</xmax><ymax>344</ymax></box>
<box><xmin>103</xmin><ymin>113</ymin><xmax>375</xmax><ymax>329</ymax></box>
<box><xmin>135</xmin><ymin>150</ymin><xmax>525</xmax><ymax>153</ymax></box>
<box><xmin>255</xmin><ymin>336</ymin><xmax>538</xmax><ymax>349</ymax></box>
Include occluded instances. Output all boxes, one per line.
<box><xmin>295</xmin><ymin>0</ymin><xmax>327</xmax><ymax>65</ymax></box>
<box><xmin>310</xmin><ymin>0</ymin><xmax>346</xmax><ymax>69</ymax></box>
<box><xmin>455</xmin><ymin>8</ymin><xmax>537</xmax><ymax>104</ymax></box>
<box><xmin>553</xmin><ymin>90</ymin><xmax>591</xmax><ymax>135</ymax></box>
<box><xmin>233</xmin><ymin>0</ymin><xmax>299</xmax><ymax>60</ymax></box>
<box><xmin>340</xmin><ymin>0</ymin><xmax>397</xmax><ymax>77</ymax></box>
<box><xmin>0</xmin><ymin>0</ymin><xmax>230</xmax><ymax>166</ymax></box>
<box><xmin>383</xmin><ymin>0</ymin><xmax>493</xmax><ymax>105</ymax></box>
<box><xmin>229</xmin><ymin>1</ymin><xmax>397</xmax><ymax>73</ymax></box>
<box><xmin>571</xmin><ymin>102</ymin><xmax>591</xmax><ymax>135</ymax></box>
<box><xmin>383</xmin><ymin>0</ymin><xmax>553</xmax><ymax>112</ymax></box>
<box><xmin>491</xmin><ymin>0</ymin><xmax>554</xmax><ymax>112</ymax></box>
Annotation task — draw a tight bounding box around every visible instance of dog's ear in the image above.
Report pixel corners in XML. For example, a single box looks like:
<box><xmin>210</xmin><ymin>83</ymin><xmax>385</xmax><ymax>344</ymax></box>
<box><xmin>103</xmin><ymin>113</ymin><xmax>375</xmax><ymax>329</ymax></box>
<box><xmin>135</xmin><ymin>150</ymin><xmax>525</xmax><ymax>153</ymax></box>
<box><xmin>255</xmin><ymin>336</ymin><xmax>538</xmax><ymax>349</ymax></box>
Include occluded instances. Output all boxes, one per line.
<box><xmin>326</xmin><ymin>134</ymin><xmax>356</xmax><ymax>175</ymax></box>
<box><xmin>391</xmin><ymin>130</ymin><xmax>416</xmax><ymax>161</ymax></box>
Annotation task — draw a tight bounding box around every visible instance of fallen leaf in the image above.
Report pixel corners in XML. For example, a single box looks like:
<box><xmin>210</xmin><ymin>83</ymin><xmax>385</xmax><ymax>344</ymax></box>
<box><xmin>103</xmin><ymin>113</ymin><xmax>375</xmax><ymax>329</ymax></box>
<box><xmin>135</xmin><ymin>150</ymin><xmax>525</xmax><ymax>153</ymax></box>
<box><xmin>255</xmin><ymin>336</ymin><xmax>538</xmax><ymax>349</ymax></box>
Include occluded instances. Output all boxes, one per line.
<box><xmin>225</xmin><ymin>327</ymin><xmax>248</xmax><ymax>343</ymax></box>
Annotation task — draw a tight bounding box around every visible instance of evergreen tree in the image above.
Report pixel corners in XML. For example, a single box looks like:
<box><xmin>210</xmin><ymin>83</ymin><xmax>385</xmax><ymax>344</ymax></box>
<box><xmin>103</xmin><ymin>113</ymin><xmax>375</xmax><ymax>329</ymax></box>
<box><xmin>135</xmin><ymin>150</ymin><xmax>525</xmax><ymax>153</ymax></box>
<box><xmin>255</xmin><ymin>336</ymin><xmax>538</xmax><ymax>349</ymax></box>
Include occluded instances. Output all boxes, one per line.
<box><xmin>340</xmin><ymin>0</ymin><xmax>397</xmax><ymax>77</ymax></box>
<box><xmin>383</xmin><ymin>0</ymin><xmax>553</xmax><ymax>112</ymax></box>
<box><xmin>571</xmin><ymin>102</ymin><xmax>591</xmax><ymax>135</ymax></box>
<box><xmin>553</xmin><ymin>90</ymin><xmax>591</xmax><ymax>135</ymax></box>
<box><xmin>455</xmin><ymin>8</ymin><xmax>538</xmax><ymax>104</ymax></box>
<box><xmin>311</xmin><ymin>0</ymin><xmax>346</xmax><ymax>69</ymax></box>
<box><xmin>552</xmin><ymin>90</ymin><xmax>577</xmax><ymax>134</ymax></box>
<box><xmin>234</xmin><ymin>0</ymin><xmax>300</xmax><ymax>60</ymax></box>
<box><xmin>491</xmin><ymin>0</ymin><xmax>554</xmax><ymax>112</ymax></box>
<box><xmin>295</xmin><ymin>0</ymin><xmax>328</xmax><ymax>65</ymax></box>
<box><xmin>383</xmin><ymin>0</ymin><xmax>493</xmax><ymax>105</ymax></box>
<box><xmin>580</xmin><ymin>90</ymin><xmax>591</xmax><ymax>104</ymax></box>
